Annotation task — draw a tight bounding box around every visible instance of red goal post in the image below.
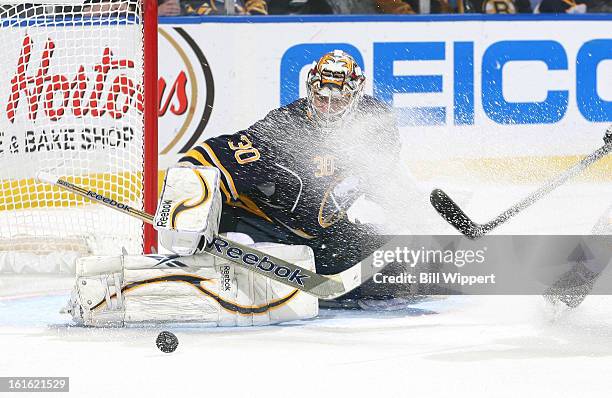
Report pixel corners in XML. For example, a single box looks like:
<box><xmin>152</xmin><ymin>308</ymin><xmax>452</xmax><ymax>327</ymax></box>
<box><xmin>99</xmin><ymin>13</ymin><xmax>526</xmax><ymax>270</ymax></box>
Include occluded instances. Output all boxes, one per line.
<box><xmin>143</xmin><ymin>0</ymin><xmax>159</xmax><ymax>254</ymax></box>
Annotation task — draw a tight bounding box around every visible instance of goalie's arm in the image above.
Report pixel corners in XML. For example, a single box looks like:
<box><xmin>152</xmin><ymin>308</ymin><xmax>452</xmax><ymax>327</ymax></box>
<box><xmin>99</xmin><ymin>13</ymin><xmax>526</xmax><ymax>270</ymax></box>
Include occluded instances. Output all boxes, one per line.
<box><xmin>179</xmin><ymin>110</ymin><xmax>290</xmax><ymax>209</ymax></box>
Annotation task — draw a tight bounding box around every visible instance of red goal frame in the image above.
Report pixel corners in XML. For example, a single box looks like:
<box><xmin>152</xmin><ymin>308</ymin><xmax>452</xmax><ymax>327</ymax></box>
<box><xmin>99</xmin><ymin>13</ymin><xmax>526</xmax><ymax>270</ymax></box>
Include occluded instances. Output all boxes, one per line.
<box><xmin>143</xmin><ymin>0</ymin><xmax>158</xmax><ymax>253</ymax></box>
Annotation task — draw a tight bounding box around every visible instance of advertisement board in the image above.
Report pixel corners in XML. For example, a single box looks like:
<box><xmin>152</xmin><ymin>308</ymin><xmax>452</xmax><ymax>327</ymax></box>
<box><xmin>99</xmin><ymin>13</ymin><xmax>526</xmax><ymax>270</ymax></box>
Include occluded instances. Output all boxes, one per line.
<box><xmin>157</xmin><ymin>15</ymin><xmax>612</xmax><ymax>170</ymax></box>
<box><xmin>0</xmin><ymin>16</ymin><xmax>609</xmax><ymax>173</ymax></box>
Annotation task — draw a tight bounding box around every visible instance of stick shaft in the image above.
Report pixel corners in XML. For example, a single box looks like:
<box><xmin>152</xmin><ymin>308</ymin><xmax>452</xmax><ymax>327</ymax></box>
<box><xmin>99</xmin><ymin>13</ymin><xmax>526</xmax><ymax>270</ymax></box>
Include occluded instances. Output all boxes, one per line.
<box><xmin>37</xmin><ymin>172</ymin><xmax>351</xmax><ymax>299</ymax></box>
<box><xmin>431</xmin><ymin>140</ymin><xmax>612</xmax><ymax>239</ymax></box>
<box><xmin>482</xmin><ymin>143</ymin><xmax>612</xmax><ymax>234</ymax></box>
<box><xmin>48</xmin><ymin>175</ymin><xmax>154</xmax><ymax>224</ymax></box>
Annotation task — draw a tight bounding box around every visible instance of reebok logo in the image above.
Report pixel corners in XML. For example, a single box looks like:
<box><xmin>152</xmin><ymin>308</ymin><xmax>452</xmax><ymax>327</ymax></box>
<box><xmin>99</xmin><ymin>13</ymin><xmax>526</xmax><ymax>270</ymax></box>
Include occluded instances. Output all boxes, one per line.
<box><xmin>221</xmin><ymin>265</ymin><xmax>231</xmax><ymax>292</ymax></box>
<box><xmin>84</xmin><ymin>189</ymin><xmax>132</xmax><ymax>212</ymax></box>
<box><xmin>208</xmin><ymin>237</ymin><xmax>310</xmax><ymax>287</ymax></box>
<box><xmin>156</xmin><ymin>200</ymin><xmax>173</xmax><ymax>228</ymax></box>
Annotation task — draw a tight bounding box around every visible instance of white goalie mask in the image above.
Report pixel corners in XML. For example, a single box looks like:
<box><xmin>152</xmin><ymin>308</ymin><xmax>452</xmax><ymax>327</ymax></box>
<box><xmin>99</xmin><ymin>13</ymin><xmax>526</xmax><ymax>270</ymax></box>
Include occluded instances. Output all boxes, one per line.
<box><xmin>306</xmin><ymin>50</ymin><xmax>366</xmax><ymax>130</ymax></box>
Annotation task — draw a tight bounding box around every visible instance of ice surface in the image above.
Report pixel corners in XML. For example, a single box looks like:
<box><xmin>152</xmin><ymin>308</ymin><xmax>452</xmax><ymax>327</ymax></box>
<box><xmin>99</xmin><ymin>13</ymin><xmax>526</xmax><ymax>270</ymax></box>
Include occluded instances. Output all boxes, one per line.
<box><xmin>4</xmin><ymin>290</ymin><xmax>612</xmax><ymax>398</ymax></box>
<box><xmin>2</xmin><ymin>182</ymin><xmax>612</xmax><ymax>397</ymax></box>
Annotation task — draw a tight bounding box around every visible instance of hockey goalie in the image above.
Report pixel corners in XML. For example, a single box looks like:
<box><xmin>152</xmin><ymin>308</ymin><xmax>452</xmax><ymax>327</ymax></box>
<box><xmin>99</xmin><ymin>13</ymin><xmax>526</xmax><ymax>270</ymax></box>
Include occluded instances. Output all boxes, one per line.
<box><xmin>65</xmin><ymin>50</ymin><xmax>428</xmax><ymax>327</ymax></box>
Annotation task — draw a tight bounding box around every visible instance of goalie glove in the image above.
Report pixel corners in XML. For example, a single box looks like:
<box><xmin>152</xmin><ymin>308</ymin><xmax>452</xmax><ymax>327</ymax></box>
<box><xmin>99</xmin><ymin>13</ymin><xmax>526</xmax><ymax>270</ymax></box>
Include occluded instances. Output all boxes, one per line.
<box><xmin>154</xmin><ymin>166</ymin><xmax>223</xmax><ymax>256</ymax></box>
<box><xmin>324</xmin><ymin>176</ymin><xmax>387</xmax><ymax>226</ymax></box>
<box><xmin>346</xmin><ymin>194</ymin><xmax>386</xmax><ymax>226</ymax></box>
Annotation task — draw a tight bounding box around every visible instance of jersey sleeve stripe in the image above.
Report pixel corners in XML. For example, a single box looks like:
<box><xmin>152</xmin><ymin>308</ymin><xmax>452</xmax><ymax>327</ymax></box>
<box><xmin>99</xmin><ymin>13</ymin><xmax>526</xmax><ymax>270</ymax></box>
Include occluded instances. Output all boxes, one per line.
<box><xmin>179</xmin><ymin>156</ymin><xmax>203</xmax><ymax>166</ymax></box>
<box><xmin>183</xmin><ymin>147</ymin><xmax>210</xmax><ymax>166</ymax></box>
<box><xmin>180</xmin><ymin>149</ymin><xmax>233</xmax><ymax>203</ymax></box>
<box><xmin>199</xmin><ymin>144</ymin><xmax>240</xmax><ymax>200</ymax></box>
<box><xmin>191</xmin><ymin>145</ymin><xmax>236</xmax><ymax>202</ymax></box>
<box><xmin>180</xmin><ymin>147</ymin><xmax>213</xmax><ymax>166</ymax></box>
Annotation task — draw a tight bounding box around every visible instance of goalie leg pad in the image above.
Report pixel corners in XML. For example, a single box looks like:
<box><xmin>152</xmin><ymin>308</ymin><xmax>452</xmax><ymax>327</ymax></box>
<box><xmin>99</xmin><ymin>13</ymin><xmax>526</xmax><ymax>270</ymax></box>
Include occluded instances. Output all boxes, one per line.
<box><xmin>66</xmin><ymin>243</ymin><xmax>318</xmax><ymax>327</ymax></box>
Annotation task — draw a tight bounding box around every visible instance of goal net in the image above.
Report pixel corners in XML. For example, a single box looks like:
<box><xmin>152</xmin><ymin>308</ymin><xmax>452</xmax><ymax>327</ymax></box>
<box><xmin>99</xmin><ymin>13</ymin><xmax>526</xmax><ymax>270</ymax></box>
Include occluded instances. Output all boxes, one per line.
<box><xmin>0</xmin><ymin>0</ymin><xmax>157</xmax><ymax>273</ymax></box>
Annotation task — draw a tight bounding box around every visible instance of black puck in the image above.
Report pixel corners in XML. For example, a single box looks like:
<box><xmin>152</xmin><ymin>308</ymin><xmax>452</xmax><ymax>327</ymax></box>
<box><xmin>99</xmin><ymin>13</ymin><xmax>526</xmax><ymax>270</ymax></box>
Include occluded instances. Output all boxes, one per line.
<box><xmin>156</xmin><ymin>331</ymin><xmax>178</xmax><ymax>353</ymax></box>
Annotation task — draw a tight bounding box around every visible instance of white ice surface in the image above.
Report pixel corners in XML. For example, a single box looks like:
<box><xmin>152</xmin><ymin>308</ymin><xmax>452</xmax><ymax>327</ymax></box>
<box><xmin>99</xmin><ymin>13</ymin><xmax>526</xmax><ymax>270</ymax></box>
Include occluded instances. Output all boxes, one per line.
<box><xmin>3</xmin><ymin>182</ymin><xmax>612</xmax><ymax>398</ymax></box>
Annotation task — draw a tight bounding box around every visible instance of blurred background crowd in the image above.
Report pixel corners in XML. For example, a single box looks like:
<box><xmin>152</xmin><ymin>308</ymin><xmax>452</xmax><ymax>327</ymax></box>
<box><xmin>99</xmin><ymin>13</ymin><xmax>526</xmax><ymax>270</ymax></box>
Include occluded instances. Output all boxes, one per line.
<box><xmin>161</xmin><ymin>0</ymin><xmax>612</xmax><ymax>15</ymax></box>
<box><xmin>3</xmin><ymin>0</ymin><xmax>610</xmax><ymax>17</ymax></box>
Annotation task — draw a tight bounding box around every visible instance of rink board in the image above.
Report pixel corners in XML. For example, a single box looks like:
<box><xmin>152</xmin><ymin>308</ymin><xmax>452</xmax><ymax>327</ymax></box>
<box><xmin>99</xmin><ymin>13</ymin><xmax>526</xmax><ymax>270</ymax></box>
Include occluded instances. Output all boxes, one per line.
<box><xmin>154</xmin><ymin>15</ymin><xmax>612</xmax><ymax>168</ymax></box>
<box><xmin>0</xmin><ymin>16</ymin><xmax>609</xmax><ymax>174</ymax></box>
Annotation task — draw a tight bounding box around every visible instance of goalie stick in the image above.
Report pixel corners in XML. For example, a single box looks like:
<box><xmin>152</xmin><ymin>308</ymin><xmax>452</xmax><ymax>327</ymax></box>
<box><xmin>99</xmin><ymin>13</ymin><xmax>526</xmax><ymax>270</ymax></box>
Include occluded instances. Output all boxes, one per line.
<box><xmin>37</xmin><ymin>172</ymin><xmax>380</xmax><ymax>300</ymax></box>
<box><xmin>430</xmin><ymin>125</ymin><xmax>612</xmax><ymax>239</ymax></box>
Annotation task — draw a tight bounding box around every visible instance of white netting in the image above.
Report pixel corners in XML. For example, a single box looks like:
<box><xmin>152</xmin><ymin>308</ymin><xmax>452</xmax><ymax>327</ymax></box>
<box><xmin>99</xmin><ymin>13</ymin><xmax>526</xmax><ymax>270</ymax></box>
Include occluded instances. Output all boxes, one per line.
<box><xmin>0</xmin><ymin>1</ymin><xmax>147</xmax><ymax>273</ymax></box>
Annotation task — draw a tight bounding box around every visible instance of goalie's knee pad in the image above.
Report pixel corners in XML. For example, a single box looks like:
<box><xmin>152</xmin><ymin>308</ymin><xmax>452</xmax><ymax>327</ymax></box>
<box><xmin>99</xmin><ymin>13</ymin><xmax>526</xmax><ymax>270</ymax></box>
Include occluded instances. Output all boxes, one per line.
<box><xmin>65</xmin><ymin>243</ymin><xmax>318</xmax><ymax>327</ymax></box>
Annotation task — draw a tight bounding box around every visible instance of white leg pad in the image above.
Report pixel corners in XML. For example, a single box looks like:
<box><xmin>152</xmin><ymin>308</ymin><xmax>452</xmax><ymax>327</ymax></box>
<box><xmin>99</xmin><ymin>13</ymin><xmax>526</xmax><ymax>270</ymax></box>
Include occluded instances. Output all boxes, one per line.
<box><xmin>66</xmin><ymin>243</ymin><xmax>318</xmax><ymax>327</ymax></box>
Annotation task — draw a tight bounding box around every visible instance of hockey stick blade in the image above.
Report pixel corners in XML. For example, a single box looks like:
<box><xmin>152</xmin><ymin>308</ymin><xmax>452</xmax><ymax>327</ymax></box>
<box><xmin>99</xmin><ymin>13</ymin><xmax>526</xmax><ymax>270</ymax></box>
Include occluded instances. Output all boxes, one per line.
<box><xmin>430</xmin><ymin>189</ymin><xmax>482</xmax><ymax>239</ymax></box>
<box><xmin>430</xmin><ymin>125</ymin><xmax>612</xmax><ymax>239</ymax></box>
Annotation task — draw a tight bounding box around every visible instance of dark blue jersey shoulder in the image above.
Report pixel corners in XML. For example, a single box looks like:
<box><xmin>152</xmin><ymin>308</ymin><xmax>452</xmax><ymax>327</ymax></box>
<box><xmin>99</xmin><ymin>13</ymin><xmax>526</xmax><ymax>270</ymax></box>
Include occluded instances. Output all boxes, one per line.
<box><xmin>180</xmin><ymin>99</ymin><xmax>310</xmax><ymax>201</ymax></box>
<box><xmin>180</xmin><ymin>95</ymin><xmax>400</xmax><ymax>235</ymax></box>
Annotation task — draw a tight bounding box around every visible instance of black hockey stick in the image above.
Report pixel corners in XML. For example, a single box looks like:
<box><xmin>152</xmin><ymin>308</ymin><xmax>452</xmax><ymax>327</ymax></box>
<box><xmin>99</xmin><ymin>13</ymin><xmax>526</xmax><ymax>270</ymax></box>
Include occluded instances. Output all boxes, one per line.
<box><xmin>431</xmin><ymin>127</ymin><xmax>612</xmax><ymax>239</ymax></box>
<box><xmin>37</xmin><ymin>172</ymin><xmax>381</xmax><ymax>300</ymax></box>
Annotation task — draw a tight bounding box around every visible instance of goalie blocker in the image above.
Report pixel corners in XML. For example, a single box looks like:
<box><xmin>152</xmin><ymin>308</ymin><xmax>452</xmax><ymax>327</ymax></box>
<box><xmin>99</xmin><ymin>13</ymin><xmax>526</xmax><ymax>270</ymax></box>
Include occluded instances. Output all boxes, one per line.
<box><xmin>64</xmin><ymin>234</ymin><xmax>319</xmax><ymax>327</ymax></box>
<box><xmin>154</xmin><ymin>166</ymin><xmax>223</xmax><ymax>255</ymax></box>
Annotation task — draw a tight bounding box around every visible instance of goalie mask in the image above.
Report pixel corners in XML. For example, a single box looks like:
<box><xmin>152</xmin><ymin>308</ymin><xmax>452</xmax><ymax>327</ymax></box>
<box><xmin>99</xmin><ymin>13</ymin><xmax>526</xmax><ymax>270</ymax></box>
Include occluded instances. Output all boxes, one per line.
<box><xmin>307</xmin><ymin>50</ymin><xmax>365</xmax><ymax>130</ymax></box>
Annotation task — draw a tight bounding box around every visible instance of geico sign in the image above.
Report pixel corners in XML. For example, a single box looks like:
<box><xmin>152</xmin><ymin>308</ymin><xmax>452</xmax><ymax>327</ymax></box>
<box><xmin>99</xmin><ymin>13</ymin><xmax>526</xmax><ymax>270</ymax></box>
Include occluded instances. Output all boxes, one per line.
<box><xmin>280</xmin><ymin>40</ymin><xmax>612</xmax><ymax>126</ymax></box>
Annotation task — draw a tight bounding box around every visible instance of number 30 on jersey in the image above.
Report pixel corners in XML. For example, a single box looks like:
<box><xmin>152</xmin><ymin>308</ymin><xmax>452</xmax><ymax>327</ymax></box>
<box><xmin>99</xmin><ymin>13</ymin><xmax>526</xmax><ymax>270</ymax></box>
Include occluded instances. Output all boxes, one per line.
<box><xmin>228</xmin><ymin>135</ymin><xmax>260</xmax><ymax>164</ymax></box>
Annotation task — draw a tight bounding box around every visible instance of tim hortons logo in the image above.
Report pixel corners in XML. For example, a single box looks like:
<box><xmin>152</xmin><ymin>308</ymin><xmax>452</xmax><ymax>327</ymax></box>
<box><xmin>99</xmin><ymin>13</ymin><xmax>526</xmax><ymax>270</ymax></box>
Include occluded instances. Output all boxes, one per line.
<box><xmin>158</xmin><ymin>70</ymin><xmax>187</xmax><ymax>118</ymax></box>
<box><xmin>157</xmin><ymin>27</ymin><xmax>214</xmax><ymax>155</ymax></box>
<box><xmin>6</xmin><ymin>35</ymin><xmax>190</xmax><ymax>123</ymax></box>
